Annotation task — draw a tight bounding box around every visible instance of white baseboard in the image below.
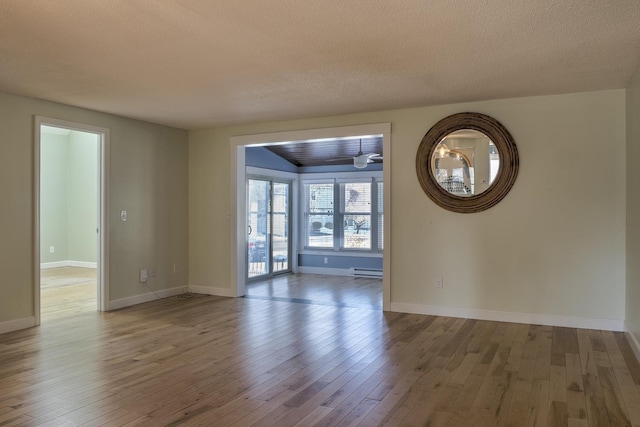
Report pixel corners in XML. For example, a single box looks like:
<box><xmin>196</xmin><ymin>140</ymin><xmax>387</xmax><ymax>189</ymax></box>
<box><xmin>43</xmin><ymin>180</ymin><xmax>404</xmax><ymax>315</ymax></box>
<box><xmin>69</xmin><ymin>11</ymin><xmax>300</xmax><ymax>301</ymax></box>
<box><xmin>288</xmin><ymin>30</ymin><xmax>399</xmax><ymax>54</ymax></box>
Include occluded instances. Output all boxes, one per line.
<box><xmin>41</xmin><ymin>261</ymin><xmax>69</xmax><ymax>269</ymax></box>
<box><xmin>109</xmin><ymin>286</ymin><xmax>187</xmax><ymax>311</ymax></box>
<box><xmin>68</xmin><ymin>261</ymin><xmax>97</xmax><ymax>269</ymax></box>
<box><xmin>189</xmin><ymin>285</ymin><xmax>236</xmax><ymax>298</ymax></box>
<box><xmin>297</xmin><ymin>266</ymin><xmax>351</xmax><ymax>276</ymax></box>
<box><xmin>390</xmin><ymin>302</ymin><xmax>624</xmax><ymax>332</ymax></box>
<box><xmin>0</xmin><ymin>316</ymin><xmax>36</xmax><ymax>334</ymax></box>
<box><xmin>41</xmin><ymin>260</ymin><xmax>97</xmax><ymax>269</ymax></box>
<box><xmin>624</xmin><ymin>321</ymin><xmax>640</xmax><ymax>363</ymax></box>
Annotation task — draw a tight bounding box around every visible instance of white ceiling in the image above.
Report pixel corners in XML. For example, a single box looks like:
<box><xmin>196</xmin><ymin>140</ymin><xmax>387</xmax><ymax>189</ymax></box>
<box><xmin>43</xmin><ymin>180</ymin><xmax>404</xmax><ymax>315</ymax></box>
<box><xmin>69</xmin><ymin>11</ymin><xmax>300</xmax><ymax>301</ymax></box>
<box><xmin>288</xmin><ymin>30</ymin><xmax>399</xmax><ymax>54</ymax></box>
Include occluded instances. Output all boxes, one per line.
<box><xmin>1</xmin><ymin>1</ymin><xmax>640</xmax><ymax>130</ymax></box>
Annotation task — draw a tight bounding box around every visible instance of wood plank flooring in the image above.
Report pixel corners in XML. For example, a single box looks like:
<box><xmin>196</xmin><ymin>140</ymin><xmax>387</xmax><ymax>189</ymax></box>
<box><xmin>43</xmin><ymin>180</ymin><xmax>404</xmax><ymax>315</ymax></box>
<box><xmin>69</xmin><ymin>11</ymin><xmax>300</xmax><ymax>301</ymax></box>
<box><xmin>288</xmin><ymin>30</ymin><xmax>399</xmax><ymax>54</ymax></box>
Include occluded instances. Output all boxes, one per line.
<box><xmin>40</xmin><ymin>267</ymin><xmax>97</xmax><ymax>320</ymax></box>
<box><xmin>2</xmin><ymin>275</ymin><xmax>640</xmax><ymax>426</ymax></box>
<box><xmin>246</xmin><ymin>273</ymin><xmax>382</xmax><ymax>310</ymax></box>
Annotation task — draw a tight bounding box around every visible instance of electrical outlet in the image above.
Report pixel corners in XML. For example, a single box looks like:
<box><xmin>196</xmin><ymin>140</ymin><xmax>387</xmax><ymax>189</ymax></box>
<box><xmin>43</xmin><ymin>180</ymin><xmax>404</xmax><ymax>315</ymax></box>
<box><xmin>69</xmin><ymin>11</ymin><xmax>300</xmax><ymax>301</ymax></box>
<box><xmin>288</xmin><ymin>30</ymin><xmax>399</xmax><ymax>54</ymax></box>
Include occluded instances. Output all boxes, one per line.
<box><xmin>324</xmin><ymin>257</ymin><xmax>328</xmax><ymax>264</ymax></box>
<box><xmin>120</xmin><ymin>210</ymin><xmax>127</xmax><ymax>221</ymax></box>
<box><xmin>172</xmin><ymin>264</ymin><xmax>178</xmax><ymax>274</ymax></box>
<box><xmin>435</xmin><ymin>276</ymin><xmax>443</xmax><ymax>288</ymax></box>
<box><xmin>139</xmin><ymin>269</ymin><xmax>148</xmax><ymax>283</ymax></box>
<box><xmin>49</xmin><ymin>246</ymin><xmax>55</xmax><ymax>254</ymax></box>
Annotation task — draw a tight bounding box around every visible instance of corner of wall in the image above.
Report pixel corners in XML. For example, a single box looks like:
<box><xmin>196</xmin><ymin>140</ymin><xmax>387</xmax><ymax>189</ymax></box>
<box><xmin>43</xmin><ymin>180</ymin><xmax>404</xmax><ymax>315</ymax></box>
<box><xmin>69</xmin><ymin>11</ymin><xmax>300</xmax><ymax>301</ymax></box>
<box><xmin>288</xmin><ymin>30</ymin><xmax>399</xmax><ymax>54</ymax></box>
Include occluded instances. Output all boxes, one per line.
<box><xmin>625</xmin><ymin>322</ymin><xmax>640</xmax><ymax>363</ymax></box>
<box><xmin>625</xmin><ymin>61</ymin><xmax>640</xmax><ymax>359</ymax></box>
<box><xmin>0</xmin><ymin>317</ymin><xmax>37</xmax><ymax>334</ymax></box>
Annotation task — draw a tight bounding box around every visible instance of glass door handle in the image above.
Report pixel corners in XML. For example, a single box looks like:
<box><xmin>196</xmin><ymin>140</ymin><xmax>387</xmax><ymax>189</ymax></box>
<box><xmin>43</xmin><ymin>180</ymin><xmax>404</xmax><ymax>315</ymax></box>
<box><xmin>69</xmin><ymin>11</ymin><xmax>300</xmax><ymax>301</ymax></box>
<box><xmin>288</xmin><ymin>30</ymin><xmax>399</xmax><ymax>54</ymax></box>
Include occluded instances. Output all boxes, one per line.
<box><xmin>248</xmin><ymin>225</ymin><xmax>252</xmax><ymax>235</ymax></box>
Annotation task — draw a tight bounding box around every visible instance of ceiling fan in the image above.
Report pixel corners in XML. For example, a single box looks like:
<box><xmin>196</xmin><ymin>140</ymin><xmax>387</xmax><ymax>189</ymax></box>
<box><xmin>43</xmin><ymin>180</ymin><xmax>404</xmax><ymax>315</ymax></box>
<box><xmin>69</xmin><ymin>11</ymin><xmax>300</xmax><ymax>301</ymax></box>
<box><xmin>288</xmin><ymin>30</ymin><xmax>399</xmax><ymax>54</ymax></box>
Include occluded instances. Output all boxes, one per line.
<box><xmin>330</xmin><ymin>139</ymin><xmax>382</xmax><ymax>169</ymax></box>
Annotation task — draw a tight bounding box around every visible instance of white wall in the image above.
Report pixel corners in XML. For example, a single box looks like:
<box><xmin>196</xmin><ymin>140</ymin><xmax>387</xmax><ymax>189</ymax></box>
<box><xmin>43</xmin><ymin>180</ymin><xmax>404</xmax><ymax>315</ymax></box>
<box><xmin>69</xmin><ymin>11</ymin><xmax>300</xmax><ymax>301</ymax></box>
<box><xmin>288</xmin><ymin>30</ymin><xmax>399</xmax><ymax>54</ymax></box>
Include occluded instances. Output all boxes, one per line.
<box><xmin>189</xmin><ymin>90</ymin><xmax>626</xmax><ymax>328</ymax></box>
<box><xmin>0</xmin><ymin>90</ymin><xmax>188</xmax><ymax>329</ymax></box>
<box><xmin>626</xmin><ymin>64</ymin><xmax>640</xmax><ymax>351</ymax></box>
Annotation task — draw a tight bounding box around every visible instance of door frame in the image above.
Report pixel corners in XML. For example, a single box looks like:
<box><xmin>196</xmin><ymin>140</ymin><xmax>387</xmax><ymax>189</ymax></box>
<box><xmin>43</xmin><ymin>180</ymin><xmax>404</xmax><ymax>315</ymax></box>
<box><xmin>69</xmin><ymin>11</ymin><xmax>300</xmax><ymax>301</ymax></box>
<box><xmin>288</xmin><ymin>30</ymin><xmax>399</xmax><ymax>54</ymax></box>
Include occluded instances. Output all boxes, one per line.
<box><xmin>34</xmin><ymin>116</ymin><xmax>110</xmax><ymax>323</ymax></box>
<box><xmin>230</xmin><ymin>123</ymin><xmax>391</xmax><ymax>309</ymax></box>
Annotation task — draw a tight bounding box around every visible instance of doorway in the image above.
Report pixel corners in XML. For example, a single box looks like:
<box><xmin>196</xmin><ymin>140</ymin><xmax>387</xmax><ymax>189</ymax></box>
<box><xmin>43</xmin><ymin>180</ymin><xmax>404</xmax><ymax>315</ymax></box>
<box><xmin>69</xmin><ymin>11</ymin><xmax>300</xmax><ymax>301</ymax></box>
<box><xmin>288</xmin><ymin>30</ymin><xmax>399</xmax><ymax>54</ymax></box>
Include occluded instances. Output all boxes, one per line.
<box><xmin>231</xmin><ymin>123</ymin><xmax>391</xmax><ymax>309</ymax></box>
<box><xmin>35</xmin><ymin>117</ymin><xmax>109</xmax><ymax>323</ymax></box>
<box><xmin>247</xmin><ymin>177</ymin><xmax>292</xmax><ymax>279</ymax></box>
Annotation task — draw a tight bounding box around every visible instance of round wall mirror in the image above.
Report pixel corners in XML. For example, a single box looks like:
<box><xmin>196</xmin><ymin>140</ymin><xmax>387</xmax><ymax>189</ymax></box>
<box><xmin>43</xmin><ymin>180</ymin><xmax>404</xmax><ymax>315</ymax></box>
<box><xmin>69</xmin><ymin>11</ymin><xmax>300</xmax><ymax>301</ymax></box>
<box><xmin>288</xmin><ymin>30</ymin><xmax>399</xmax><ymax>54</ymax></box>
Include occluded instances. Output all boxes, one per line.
<box><xmin>416</xmin><ymin>112</ymin><xmax>519</xmax><ymax>213</ymax></box>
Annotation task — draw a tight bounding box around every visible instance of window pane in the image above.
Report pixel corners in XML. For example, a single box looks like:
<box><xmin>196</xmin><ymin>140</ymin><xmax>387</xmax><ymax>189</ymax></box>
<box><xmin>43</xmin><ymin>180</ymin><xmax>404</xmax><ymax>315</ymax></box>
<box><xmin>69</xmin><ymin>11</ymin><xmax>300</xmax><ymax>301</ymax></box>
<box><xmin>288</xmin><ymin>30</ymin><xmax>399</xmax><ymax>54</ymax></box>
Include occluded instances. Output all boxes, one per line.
<box><xmin>344</xmin><ymin>214</ymin><xmax>371</xmax><ymax>249</ymax></box>
<box><xmin>247</xmin><ymin>179</ymin><xmax>270</xmax><ymax>278</ymax></box>
<box><xmin>272</xmin><ymin>182</ymin><xmax>289</xmax><ymax>272</ymax></box>
<box><xmin>341</xmin><ymin>182</ymin><xmax>371</xmax><ymax>249</ymax></box>
<box><xmin>306</xmin><ymin>183</ymin><xmax>334</xmax><ymax>248</ymax></box>
<box><xmin>378</xmin><ymin>181</ymin><xmax>383</xmax><ymax>250</ymax></box>
<box><xmin>343</xmin><ymin>182</ymin><xmax>371</xmax><ymax>213</ymax></box>
<box><xmin>308</xmin><ymin>214</ymin><xmax>333</xmax><ymax>247</ymax></box>
<box><xmin>309</xmin><ymin>183</ymin><xmax>333</xmax><ymax>212</ymax></box>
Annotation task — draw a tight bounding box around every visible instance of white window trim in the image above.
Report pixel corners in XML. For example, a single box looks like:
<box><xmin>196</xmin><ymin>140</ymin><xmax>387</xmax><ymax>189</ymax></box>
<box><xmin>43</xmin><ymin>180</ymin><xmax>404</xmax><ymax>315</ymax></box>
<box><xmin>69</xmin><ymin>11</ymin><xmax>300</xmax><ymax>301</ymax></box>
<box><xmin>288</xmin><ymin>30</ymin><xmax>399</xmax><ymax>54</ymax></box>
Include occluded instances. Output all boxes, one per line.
<box><xmin>301</xmin><ymin>175</ymin><xmax>383</xmax><ymax>254</ymax></box>
<box><xmin>302</xmin><ymin>170</ymin><xmax>383</xmax><ymax>181</ymax></box>
<box><xmin>297</xmin><ymin>249</ymin><xmax>382</xmax><ymax>258</ymax></box>
<box><xmin>246</xmin><ymin>166</ymin><xmax>299</xmax><ymax>181</ymax></box>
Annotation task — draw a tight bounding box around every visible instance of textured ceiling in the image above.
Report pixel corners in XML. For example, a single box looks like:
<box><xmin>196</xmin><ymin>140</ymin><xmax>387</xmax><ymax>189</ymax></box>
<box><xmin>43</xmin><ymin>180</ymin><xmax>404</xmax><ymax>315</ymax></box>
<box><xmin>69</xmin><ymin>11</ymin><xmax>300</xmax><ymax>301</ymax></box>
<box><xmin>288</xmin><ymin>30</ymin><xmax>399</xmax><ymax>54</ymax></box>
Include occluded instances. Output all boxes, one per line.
<box><xmin>1</xmin><ymin>1</ymin><xmax>640</xmax><ymax>129</ymax></box>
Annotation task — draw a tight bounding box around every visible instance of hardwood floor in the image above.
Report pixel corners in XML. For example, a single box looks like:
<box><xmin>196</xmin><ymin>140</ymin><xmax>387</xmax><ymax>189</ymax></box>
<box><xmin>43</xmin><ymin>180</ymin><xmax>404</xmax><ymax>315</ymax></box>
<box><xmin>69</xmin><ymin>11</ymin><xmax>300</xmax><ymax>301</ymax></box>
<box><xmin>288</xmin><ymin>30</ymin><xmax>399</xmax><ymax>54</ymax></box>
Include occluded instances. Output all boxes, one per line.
<box><xmin>246</xmin><ymin>273</ymin><xmax>382</xmax><ymax>310</ymax></box>
<box><xmin>40</xmin><ymin>267</ymin><xmax>97</xmax><ymax>320</ymax></box>
<box><xmin>2</xmin><ymin>279</ymin><xmax>640</xmax><ymax>425</ymax></box>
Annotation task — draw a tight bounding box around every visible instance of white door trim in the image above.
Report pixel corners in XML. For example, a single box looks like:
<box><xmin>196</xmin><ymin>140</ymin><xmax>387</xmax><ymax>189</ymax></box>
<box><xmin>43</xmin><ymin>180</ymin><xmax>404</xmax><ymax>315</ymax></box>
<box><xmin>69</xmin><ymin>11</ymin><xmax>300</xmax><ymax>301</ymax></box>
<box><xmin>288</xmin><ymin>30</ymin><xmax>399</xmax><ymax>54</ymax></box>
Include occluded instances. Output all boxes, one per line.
<box><xmin>34</xmin><ymin>116</ymin><xmax>110</xmax><ymax>324</ymax></box>
<box><xmin>230</xmin><ymin>123</ymin><xmax>391</xmax><ymax>310</ymax></box>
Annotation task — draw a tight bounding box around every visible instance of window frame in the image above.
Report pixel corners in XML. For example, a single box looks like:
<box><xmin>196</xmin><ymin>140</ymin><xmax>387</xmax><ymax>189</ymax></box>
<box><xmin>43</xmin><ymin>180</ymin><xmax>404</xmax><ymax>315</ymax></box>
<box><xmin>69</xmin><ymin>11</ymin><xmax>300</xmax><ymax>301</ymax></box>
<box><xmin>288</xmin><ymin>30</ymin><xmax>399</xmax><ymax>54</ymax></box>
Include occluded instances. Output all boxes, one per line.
<box><xmin>301</xmin><ymin>171</ymin><xmax>383</xmax><ymax>254</ymax></box>
<box><xmin>304</xmin><ymin>180</ymin><xmax>336</xmax><ymax>250</ymax></box>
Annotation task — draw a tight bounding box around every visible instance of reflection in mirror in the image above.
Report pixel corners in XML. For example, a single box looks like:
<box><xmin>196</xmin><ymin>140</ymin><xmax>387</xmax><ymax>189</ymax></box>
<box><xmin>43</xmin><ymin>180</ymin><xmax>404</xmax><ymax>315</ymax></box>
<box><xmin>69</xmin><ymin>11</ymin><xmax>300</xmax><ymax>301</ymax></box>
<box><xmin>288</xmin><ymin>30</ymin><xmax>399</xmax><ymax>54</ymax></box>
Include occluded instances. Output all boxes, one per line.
<box><xmin>415</xmin><ymin>112</ymin><xmax>518</xmax><ymax>213</ymax></box>
<box><xmin>431</xmin><ymin>130</ymin><xmax>500</xmax><ymax>196</ymax></box>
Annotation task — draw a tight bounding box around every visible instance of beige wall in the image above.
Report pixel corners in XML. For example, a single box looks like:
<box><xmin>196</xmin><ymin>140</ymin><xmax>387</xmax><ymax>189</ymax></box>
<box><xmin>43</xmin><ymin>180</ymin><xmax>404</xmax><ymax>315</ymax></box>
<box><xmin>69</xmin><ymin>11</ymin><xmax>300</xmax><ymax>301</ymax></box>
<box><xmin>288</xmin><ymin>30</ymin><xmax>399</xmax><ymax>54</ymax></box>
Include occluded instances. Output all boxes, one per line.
<box><xmin>0</xmin><ymin>90</ymin><xmax>188</xmax><ymax>325</ymax></box>
<box><xmin>189</xmin><ymin>90</ymin><xmax>626</xmax><ymax>323</ymax></box>
<box><xmin>626</xmin><ymin>65</ymin><xmax>640</xmax><ymax>345</ymax></box>
<box><xmin>0</xmin><ymin>86</ymin><xmax>628</xmax><ymax>330</ymax></box>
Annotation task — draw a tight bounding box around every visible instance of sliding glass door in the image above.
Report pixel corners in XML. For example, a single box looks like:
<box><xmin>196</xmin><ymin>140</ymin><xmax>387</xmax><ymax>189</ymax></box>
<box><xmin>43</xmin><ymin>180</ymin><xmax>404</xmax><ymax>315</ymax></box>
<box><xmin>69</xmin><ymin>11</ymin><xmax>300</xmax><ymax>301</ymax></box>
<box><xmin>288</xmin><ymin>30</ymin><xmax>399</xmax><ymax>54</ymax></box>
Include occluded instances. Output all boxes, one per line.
<box><xmin>247</xmin><ymin>177</ymin><xmax>291</xmax><ymax>279</ymax></box>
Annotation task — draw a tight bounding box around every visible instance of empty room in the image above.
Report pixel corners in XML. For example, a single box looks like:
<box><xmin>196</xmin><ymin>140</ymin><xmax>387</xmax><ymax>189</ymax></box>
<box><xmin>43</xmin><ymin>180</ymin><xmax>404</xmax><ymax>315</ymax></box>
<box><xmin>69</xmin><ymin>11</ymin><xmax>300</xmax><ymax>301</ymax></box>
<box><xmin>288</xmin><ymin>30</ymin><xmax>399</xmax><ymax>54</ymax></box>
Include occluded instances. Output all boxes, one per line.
<box><xmin>2</xmin><ymin>1</ymin><xmax>640</xmax><ymax>426</ymax></box>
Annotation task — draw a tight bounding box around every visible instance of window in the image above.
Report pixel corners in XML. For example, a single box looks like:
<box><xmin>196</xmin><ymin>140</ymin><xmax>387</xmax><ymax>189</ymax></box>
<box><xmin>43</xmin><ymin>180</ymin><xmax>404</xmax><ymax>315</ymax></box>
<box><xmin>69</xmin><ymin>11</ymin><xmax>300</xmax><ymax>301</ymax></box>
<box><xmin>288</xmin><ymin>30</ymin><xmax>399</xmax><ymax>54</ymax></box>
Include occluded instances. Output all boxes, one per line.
<box><xmin>304</xmin><ymin>178</ymin><xmax>383</xmax><ymax>252</ymax></box>
<box><xmin>341</xmin><ymin>182</ymin><xmax>371</xmax><ymax>249</ymax></box>
<box><xmin>377</xmin><ymin>181</ymin><xmax>383</xmax><ymax>251</ymax></box>
<box><xmin>306</xmin><ymin>183</ymin><xmax>334</xmax><ymax>248</ymax></box>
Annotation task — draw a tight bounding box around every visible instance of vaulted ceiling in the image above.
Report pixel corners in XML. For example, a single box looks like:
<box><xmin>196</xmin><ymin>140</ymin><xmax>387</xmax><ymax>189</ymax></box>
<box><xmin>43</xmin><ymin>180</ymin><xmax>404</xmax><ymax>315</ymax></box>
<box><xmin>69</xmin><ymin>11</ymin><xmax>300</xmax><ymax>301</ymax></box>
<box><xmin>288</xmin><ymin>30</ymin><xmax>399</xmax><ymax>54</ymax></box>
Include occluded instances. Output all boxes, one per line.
<box><xmin>1</xmin><ymin>1</ymin><xmax>640</xmax><ymax>129</ymax></box>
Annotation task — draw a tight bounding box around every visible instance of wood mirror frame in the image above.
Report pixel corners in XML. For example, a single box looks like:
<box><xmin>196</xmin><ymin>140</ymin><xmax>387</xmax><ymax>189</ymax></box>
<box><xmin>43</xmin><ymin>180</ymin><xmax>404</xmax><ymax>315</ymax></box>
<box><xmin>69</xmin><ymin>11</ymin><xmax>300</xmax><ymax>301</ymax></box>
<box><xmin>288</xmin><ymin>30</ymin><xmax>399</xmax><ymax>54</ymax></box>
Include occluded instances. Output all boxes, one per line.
<box><xmin>416</xmin><ymin>112</ymin><xmax>519</xmax><ymax>213</ymax></box>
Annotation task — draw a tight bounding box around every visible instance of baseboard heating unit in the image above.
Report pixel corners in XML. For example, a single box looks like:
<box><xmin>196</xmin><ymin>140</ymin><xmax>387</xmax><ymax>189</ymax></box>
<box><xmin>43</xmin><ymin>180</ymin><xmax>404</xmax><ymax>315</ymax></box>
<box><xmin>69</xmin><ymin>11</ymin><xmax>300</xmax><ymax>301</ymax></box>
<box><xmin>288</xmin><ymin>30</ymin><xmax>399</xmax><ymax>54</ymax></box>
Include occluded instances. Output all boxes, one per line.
<box><xmin>349</xmin><ymin>268</ymin><xmax>383</xmax><ymax>277</ymax></box>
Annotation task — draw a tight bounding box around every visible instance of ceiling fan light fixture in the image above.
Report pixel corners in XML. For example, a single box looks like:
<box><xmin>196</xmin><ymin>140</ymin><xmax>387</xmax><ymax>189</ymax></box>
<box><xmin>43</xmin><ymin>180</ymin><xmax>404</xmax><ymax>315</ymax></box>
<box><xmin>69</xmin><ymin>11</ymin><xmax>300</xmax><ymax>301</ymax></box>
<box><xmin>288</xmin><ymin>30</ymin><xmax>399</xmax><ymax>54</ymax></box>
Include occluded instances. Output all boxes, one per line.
<box><xmin>353</xmin><ymin>156</ymin><xmax>369</xmax><ymax>169</ymax></box>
